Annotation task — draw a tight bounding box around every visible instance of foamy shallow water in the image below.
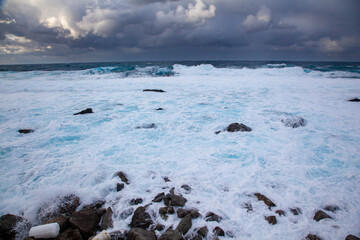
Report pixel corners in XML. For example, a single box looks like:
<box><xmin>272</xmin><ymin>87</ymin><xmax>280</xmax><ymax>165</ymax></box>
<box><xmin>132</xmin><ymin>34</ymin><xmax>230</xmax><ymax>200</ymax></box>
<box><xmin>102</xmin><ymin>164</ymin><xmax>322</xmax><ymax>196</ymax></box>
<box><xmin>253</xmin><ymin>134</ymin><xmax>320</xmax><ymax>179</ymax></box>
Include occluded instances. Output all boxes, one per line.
<box><xmin>0</xmin><ymin>66</ymin><xmax>359</xmax><ymax>239</ymax></box>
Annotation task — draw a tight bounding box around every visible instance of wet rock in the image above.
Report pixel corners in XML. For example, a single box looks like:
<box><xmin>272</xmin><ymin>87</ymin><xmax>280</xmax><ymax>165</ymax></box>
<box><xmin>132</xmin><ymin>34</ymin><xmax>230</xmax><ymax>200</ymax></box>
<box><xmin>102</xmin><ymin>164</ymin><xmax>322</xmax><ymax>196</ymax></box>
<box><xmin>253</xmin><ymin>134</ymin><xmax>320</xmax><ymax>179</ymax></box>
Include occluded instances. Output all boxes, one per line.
<box><xmin>117</xmin><ymin>183</ymin><xmax>125</xmax><ymax>192</ymax></box>
<box><xmin>226</xmin><ymin>123</ymin><xmax>252</xmax><ymax>132</ymax></box>
<box><xmin>214</xmin><ymin>130</ymin><xmax>222</xmax><ymax>135</ymax></box>
<box><xmin>136</xmin><ymin>123</ymin><xmax>157</xmax><ymax>129</ymax></box>
<box><xmin>225</xmin><ymin>231</ymin><xmax>235</xmax><ymax>238</ymax></box>
<box><xmin>290</xmin><ymin>208</ymin><xmax>302</xmax><ymax>215</ymax></box>
<box><xmin>120</xmin><ymin>208</ymin><xmax>134</xmax><ymax>219</ymax></box>
<box><xmin>131</xmin><ymin>206</ymin><xmax>153</xmax><ymax>229</ymax></box>
<box><xmin>265</xmin><ymin>216</ymin><xmax>277</xmax><ymax>225</ymax></box>
<box><xmin>323</xmin><ymin>205</ymin><xmax>340</xmax><ymax>213</ymax></box>
<box><xmin>59</xmin><ymin>194</ymin><xmax>81</xmax><ymax>216</ymax></box>
<box><xmin>128</xmin><ymin>228</ymin><xmax>156</xmax><ymax>240</ymax></box>
<box><xmin>156</xmin><ymin>108</ymin><xmax>164</xmax><ymax>111</ymax></box>
<box><xmin>56</xmin><ymin>229</ymin><xmax>83</xmax><ymax>240</ymax></box>
<box><xmin>115</xmin><ymin>171</ymin><xmax>130</xmax><ymax>184</ymax></box>
<box><xmin>254</xmin><ymin>193</ymin><xmax>276</xmax><ymax>209</ymax></box>
<box><xmin>69</xmin><ymin>209</ymin><xmax>100</xmax><ymax>239</ymax></box>
<box><xmin>242</xmin><ymin>203</ymin><xmax>253</xmax><ymax>212</ymax></box>
<box><xmin>176</xmin><ymin>215</ymin><xmax>192</xmax><ymax>235</ymax></box>
<box><xmin>181</xmin><ymin>185</ymin><xmax>191</xmax><ymax>192</ymax></box>
<box><xmin>159</xmin><ymin>229</ymin><xmax>183</xmax><ymax>240</ymax></box>
<box><xmin>205</xmin><ymin>212</ymin><xmax>222</xmax><ymax>222</ymax></box>
<box><xmin>176</xmin><ymin>208</ymin><xmax>200</xmax><ymax>219</ymax></box>
<box><xmin>97</xmin><ymin>208</ymin><xmax>107</xmax><ymax>217</ymax></box>
<box><xmin>190</xmin><ymin>235</ymin><xmax>202</xmax><ymax>240</ymax></box>
<box><xmin>281</xmin><ymin>116</ymin><xmax>307</xmax><ymax>128</ymax></box>
<box><xmin>213</xmin><ymin>227</ymin><xmax>225</xmax><ymax>236</ymax></box>
<box><xmin>313</xmin><ymin>210</ymin><xmax>332</xmax><ymax>221</ymax></box>
<box><xmin>164</xmin><ymin>188</ymin><xmax>187</xmax><ymax>207</ymax></box>
<box><xmin>159</xmin><ymin>207</ymin><xmax>175</xmax><ymax>220</ymax></box>
<box><xmin>143</xmin><ymin>89</ymin><xmax>166</xmax><ymax>93</ymax></box>
<box><xmin>0</xmin><ymin>214</ymin><xmax>30</xmax><ymax>240</ymax></box>
<box><xmin>348</xmin><ymin>98</ymin><xmax>360</xmax><ymax>102</ymax></box>
<box><xmin>306</xmin><ymin>234</ymin><xmax>322</xmax><ymax>240</ymax></box>
<box><xmin>110</xmin><ymin>231</ymin><xmax>126</xmax><ymax>240</ymax></box>
<box><xmin>345</xmin><ymin>234</ymin><xmax>360</xmax><ymax>240</ymax></box>
<box><xmin>197</xmin><ymin>226</ymin><xmax>208</xmax><ymax>238</ymax></box>
<box><xmin>153</xmin><ymin>192</ymin><xmax>165</xmax><ymax>202</ymax></box>
<box><xmin>163</xmin><ymin>177</ymin><xmax>171</xmax><ymax>182</ymax></box>
<box><xmin>74</xmin><ymin>108</ymin><xmax>93</xmax><ymax>115</ymax></box>
<box><xmin>18</xmin><ymin>129</ymin><xmax>34</xmax><ymax>134</ymax></box>
<box><xmin>84</xmin><ymin>200</ymin><xmax>106</xmax><ymax>210</ymax></box>
<box><xmin>101</xmin><ymin>207</ymin><xmax>113</xmax><ymax>230</ymax></box>
<box><xmin>131</xmin><ymin>198</ymin><xmax>144</xmax><ymax>206</ymax></box>
<box><xmin>46</xmin><ymin>215</ymin><xmax>69</xmax><ymax>231</ymax></box>
<box><xmin>275</xmin><ymin>210</ymin><xmax>286</xmax><ymax>217</ymax></box>
<box><xmin>151</xmin><ymin>224</ymin><xmax>165</xmax><ymax>231</ymax></box>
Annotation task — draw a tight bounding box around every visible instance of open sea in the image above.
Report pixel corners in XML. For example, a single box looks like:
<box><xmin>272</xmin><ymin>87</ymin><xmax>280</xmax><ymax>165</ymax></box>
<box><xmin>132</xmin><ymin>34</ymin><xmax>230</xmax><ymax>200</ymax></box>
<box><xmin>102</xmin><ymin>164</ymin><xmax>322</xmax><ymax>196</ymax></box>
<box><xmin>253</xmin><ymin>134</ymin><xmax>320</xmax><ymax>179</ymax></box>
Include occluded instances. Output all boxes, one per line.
<box><xmin>0</xmin><ymin>61</ymin><xmax>359</xmax><ymax>239</ymax></box>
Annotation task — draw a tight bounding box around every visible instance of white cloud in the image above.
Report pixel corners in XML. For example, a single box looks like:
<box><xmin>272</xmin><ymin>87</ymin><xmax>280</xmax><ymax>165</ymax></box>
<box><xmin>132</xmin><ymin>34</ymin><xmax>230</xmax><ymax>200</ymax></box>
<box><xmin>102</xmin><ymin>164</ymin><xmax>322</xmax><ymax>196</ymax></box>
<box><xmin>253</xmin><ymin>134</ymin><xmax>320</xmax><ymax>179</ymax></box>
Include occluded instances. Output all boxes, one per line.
<box><xmin>157</xmin><ymin>0</ymin><xmax>216</xmax><ymax>24</ymax></box>
<box><xmin>0</xmin><ymin>34</ymin><xmax>51</xmax><ymax>54</ymax></box>
<box><xmin>0</xmin><ymin>19</ymin><xmax>16</xmax><ymax>24</ymax></box>
<box><xmin>242</xmin><ymin>5</ymin><xmax>271</xmax><ymax>32</ymax></box>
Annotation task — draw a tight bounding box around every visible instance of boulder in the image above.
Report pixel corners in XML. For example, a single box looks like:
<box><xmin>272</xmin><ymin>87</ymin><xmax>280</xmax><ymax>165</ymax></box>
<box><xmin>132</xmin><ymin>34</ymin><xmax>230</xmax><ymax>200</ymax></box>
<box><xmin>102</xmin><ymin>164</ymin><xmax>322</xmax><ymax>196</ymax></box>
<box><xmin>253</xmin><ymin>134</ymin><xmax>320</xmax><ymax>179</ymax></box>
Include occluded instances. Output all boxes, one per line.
<box><xmin>46</xmin><ymin>215</ymin><xmax>69</xmax><ymax>231</ymax></box>
<box><xmin>345</xmin><ymin>234</ymin><xmax>360</xmax><ymax>240</ymax></box>
<box><xmin>323</xmin><ymin>205</ymin><xmax>340</xmax><ymax>213</ymax></box>
<box><xmin>0</xmin><ymin>214</ymin><xmax>30</xmax><ymax>240</ymax></box>
<box><xmin>56</xmin><ymin>229</ymin><xmax>83</xmax><ymax>240</ymax></box>
<box><xmin>265</xmin><ymin>216</ymin><xmax>277</xmax><ymax>225</ymax></box>
<box><xmin>159</xmin><ymin>229</ymin><xmax>183</xmax><ymax>240</ymax></box>
<box><xmin>115</xmin><ymin>171</ymin><xmax>130</xmax><ymax>184</ymax></box>
<box><xmin>164</xmin><ymin>188</ymin><xmax>187</xmax><ymax>207</ymax></box>
<box><xmin>313</xmin><ymin>210</ymin><xmax>332</xmax><ymax>221</ymax></box>
<box><xmin>190</xmin><ymin>236</ymin><xmax>202</xmax><ymax>240</ymax></box>
<box><xmin>143</xmin><ymin>89</ymin><xmax>166</xmax><ymax>93</ymax></box>
<box><xmin>152</xmin><ymin>192</ymin><xmax>165</xmax><ymax>202</ymax></box>
<box><xmin>176</xmin><ymin>208</ymin><xmax>200</xmax><ymax>219</ymax></box>
<box><xmin>131</xmin><ymin>207</ymin><xmax>153</xmax><ymax>229</ymax></box>
<box><xmin>109</xmin><ymin>231</ymin><xmax>126</xmax><ymax>240</ymax></box>
<box><xmin>128</xmin><ymin>228</ymin><xmax>156</xmax><ymax>240</ymax></box>
<box><xmin>83</xmin><ymin>200</ymin><xmax>106</xmax><ymax>210</ymax></box>
<box><xmin>73</xmin><ymin>108</ymin><xmax>93</xmax><ymax>115</ymax></box>
<box><xmin>151</xmin><ymin>224</ymin><xmax>165</xmax><ymax>231</ymax></box>
<box><xmin>205</xmin><ymin>212</ymin><xmax>222</xmax><ymax>222</ymax></box>
<box><xmin>163</xmin><ymin>177</ymin><xmax>171</xmax><ymax>182</ymax></box>
<box><xmin>69</xmin><ymin>209</ymin><xmax>100</xmax><ymax>239</ymax></box>
<box><xmin>281</xmin><ymin>116</ymin><xmax>307</xmax><ymax>128</ymax></box>
<box><xmin>59</xmin><ymin>194</ymin><xmax>81</xmax><ymax>216</ymax></box>
<box><xmin>117</xmin><ymin>183</ymin><xmax>125</xmax><ymax>192</ymax></box>
<box><xmin>306</xmin><ymin>234</ymin><xmax>322</xmax><ymax>240</ymax></box>
<box><xmin>348</xmin><ymin>98</ymin><xmax>360</xmax><ymax>102</ymax></box>
<box><xmin>290</xmin><ymin>208</ymin><xmax>302</xmax><ymax>215</ymax></box>
<box><xmin>18</xmin><ymin>129</ymin><xmax>34</xmax><ymax>134</ymax></box>
<box><xmin>275</xmin><ymin>210</ymin><xmax>286</xmax><ymax>217</ymax></box>
<box><xmin>159</xmin><ymin>207</ymin><xmax>175</xmax><ymax>220</ymax></box>
<box><xmin>176</xmin><ymin>215</ymin><xmax>192</xmax><ymax>235</ymax></box>
<box><xmin>131</xmin><ymin>198</ymin><xmax>143</xmax><ymax>206</ymax></box>
<box><xmin>101</xmin><ymin>207</ymin><xmax>113</xmax><ymax>230</ymax></box>
<box><xmin>196</xmin><ymin>226</ymin><xmax>208</xmax><ymax>238</ymax></box>
<box><xmin>213</xmin><ymin>227</ymin><xmax>225</xmax><ymax>236</ymax></box>
<box><xmin>226</xmin><ymin>123</ymin><xmax>252</xmax><ymax>132</ymax></box>
<box><xmin>254</xmin><ymin>193</ymin><xmax>276</xmax><ymax>209</ymax></box>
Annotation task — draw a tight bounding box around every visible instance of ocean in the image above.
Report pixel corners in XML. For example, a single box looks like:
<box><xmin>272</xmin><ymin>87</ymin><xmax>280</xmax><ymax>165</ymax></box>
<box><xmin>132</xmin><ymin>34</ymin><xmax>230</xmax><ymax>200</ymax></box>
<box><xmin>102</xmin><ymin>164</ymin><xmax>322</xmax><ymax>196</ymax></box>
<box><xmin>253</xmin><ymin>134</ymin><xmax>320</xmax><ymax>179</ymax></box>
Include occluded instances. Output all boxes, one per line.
<box><xmin>0</xmin><ymin>61</ymin><xmax>359</xmax><ymax>239</ymax></box>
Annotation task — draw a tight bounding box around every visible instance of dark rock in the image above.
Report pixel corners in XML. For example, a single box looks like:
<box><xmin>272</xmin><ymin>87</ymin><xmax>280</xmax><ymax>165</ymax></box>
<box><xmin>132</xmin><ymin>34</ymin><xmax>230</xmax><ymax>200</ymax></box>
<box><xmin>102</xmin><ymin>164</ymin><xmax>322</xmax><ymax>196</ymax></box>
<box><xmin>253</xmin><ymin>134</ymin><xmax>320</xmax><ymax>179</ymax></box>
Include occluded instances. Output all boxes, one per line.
<box><xmin>163</xmin><ymin>177</ymin><xmax>171</xmax><ymax>182</ymax></box>
<box><xmin>136</xmin><ymin>123</ymin><xmax>157</xmax><ymax>129</ymax></box>
<box><xmin>59</xmin><ymin>194</ymin><xmax>81</xmax><ymax>216</ymax></box>
<box><xmin>275</xmin><ymin>210</ymin><xmax>286</xmax><ymax>217</ymax></box>
<box><xmin>46</xmin><ymin>215</ymin><xmax>69</xmax><ymax>231</ymax></box>
<box><xmin>120</xmin><ymin>208</ymin><xmax>134</xmax><ymax>219</ymax></box>
<box><xmin>156</xmin><ymin>108</ymin><xmax>164</xmax><ymax>111</ymax></box>
<box><xmin>197</xmin><ymin>226</ymin><xmax>208</xmax><ymax>238</ymax></box>
<box><xmin>345</xmin><ymin>234</ymin><xmax>360</xmax><ymax>240</ymax></box>
<box><xmin>110</xmin><ymin>231</ymin><xmax>126</xmax><ymax>240</ymax></box>
<box><xmin>159</xmin><ymin>229</ymin><xmax>183</xmax><ymax>240</ymax></box>
<box><xmin>152</xmin><ymin>224</ymin><xmax>165</xmax><ymax>231</ymax></box>
<box><xmin>131</xmin><ymin>206</ymin><xmax>153</xmax><ymax>229</ymax></box>
<box><xmin>117</xmin><ymin>183</ymin><xmax>125</xmax><ymax>192</ymax></box>
<box><xmin>176</xmin><ymin>208</ymin><xmax>200</xmax><ymax>219</ymax></box>
<box><xmin>323</xmin><ymin>205</ymin><xmax>340</xmax><ymax>213</ymax></box>
<box><xmin>128</xmin><ymin>228</ymin><xmax>157</xmax><ymax>240</ymax></box>
<box><xmin>254</xmin><ymin>193</ymin><xmax>276</xmax><ymax>209</ymax></box>
<box><xmin>74</xmin><ymin>108</ymin><xmax>93</xmax><ymax>115</ymax></box>
<box><xmin>101</xmin><ymin>207</ymin><xmax>113</xmax><ymax>230</ymax></box>
<box><xmin>176</xmin><ymin>215</ymin><xmax>192</xmax><ymax>235</ymax></box>
<box><xmin>265</xmin><ymin>216</ymin><xmax>277</xmax><ymax>225</ymax></box>
<box><xmin>190</xmin><ymin>235</ymin><xmax>202</xmax><ymax>240</ymax></box>
<box><xmin>226</xmin><ymin>123</ymin><xmax>252</xmax><ymax>132</ymax></box>
<box><xmin>313</xmin><ymin>210</ymin><xmax>332</xmax><ymax>221</ymax></box>
<box><xmin>18</xmin><ymin>129</ymin><xmax>34</xmax><ymax>134</ymax></box>
<box><xmin>164</xmin><ymin>188</ymin><xmax>187</xmax><ymax>207</ymax></box>
<box><xmin>0</xmin><ymin>214</ymin><xmax>30</xmax><ymax>240</ymax></box>
<box><xmin>205</xmin><ymin>212</ymin><xmax>222</xmax><ymax>222</ymax></box>
<box><xmin>290</xmin><ymin>208</ymin><xmax>302</xmax><ymax>215</ymax></box>
<box><xmin>213</xmin><ymin>227</ymin><xmax>225</xmax><ymax>236</ymax></box>
<box><xmin>214</xmin><ymin>130</ymin><xmax>222</xmax><ymax>135</ymax></box>
<box><xmin>131</xmin><ymin>198</ymin><xmax>144</xmax><ymax>205</ymax></box>
<box><xmin>84</xmin><ymin>200</ymin><xmax>106</xmax><ymax>210</ymax></box>
<box><xmin>181</xmin><ymin>185</ymin><xmax>191</xmax><ymax>192</ymax></box>
<box><xmin>306</xmin><ymin>234</ymin><xmax>322</xmax><ymax>240</ymax></box>
<box><xmin>159</xmin><ymin>207</ymin><xmax>175</xmax><ymax>220</ymax></box>
<box><xmin>153</xmin><ymin>192</ymin><xmax>165</xmax><ymax>202</ymax></box>
<box><xmin>115</xmin><ymin>171</ymin><xmax>130</xmax><ymax>184</ymax></box>
<box><xmin>143</xmin><ymin>89</ymin><xmax>166</xmax><ymax>93</ymax></box>
<box><xmin>69</xmin><ymin>209</ymin><xmax>100</xmax><ymax>239</ymax></box>
<box><xmin>348</xmin><ymin>98</ymin><xmax>360</xmax><ymax>102</ymax></box>
<box><xmin>281</xmin><ymin>116</ymin><xmax>307</xmax><ymax>128</ymax></box>
<box><xmin>56</xmin><ymin>229</ymin><xmax>83</xmax><ymax>240</ymax></box>
<box><xmin>242</xmin><ymin>203</ymin><xmax>253</xmax><ymax>212</ymax></box>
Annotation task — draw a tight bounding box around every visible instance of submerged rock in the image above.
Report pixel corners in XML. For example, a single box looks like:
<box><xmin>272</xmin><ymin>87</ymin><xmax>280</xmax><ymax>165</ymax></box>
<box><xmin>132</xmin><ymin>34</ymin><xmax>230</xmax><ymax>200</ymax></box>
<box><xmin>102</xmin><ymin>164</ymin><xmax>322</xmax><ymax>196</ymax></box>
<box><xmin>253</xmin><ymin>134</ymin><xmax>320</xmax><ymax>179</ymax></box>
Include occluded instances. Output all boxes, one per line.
<box><xmin>281</xmin><ymin>116</ymin><xmax>307</xmax><ymax>128</ymax></box>
<box><xmin>176</xmin><ymin>214</ymin><xmax>192</xmax><ymax>235</ymax></box>
<box><xmin>115</xmin><ymin>171</ymin><xmax>130</xmax><ymax>184</ymax></box>
<box><xmin>163</xmin><ymin>177</ymin><xmax>171</xmax><ymax>182</ymax></box>
<box><xmin>136</xmin><ymin>123</ymin><xmax>157</xmax><ymax>129</ymax></box>
<box><xmin>265</xmin><ymin>216</ymin><xmax>277</xmax><ymax>225</ymax></box>
<box><xmin>290</xmin><ymin>208</ymin><xmax>302</xmax><ymax>215</ymax></box>
<box><xmin>73</xmin><ymin>108</ymin><xmax>93</xmax><ymax>115</ymax></box>
<box><xmin>128</xmin><ymin>228</ymin><xmax>156</xmax><ymax>240</ymax></box>
<box><xmin>0</xmin><ymin>214</ymin><xmax>30</xmax><ymax>240</ymax></box>
<box><xmin>348</xmin><ymin>98</ymin><xmax>360</xmax><ymax>102</ymax></box>
<box><xmin>275</xmin><ymin>210</ymin><xmax>286</xmax><ymax>217</ymax></box>
<box><xmin>159</xmin><ymin>229</ymin><xmax>182</xmax><ymax>240</ymax></box>
<box><xmin>131</xmin><ymin>206</ymin><xmax>153</xmax><ymax>229</ymax></box>
<box><xmin>143</xmin><ymin>89</ymin><xmax>166</xmax><ymax>93</ymax></box>
<box><xmin>254</xmin><ymin>193</ymin><xmax>276</xmax><ymax>209</ymax></box>
<box><xmin>18</xmin><ymin>129</ymin><xmax>34</xmax><ymax>134</ymax></box>
<box><xmin>306</xmin><ymin>234</ymin><xmax>322</xmax><ymax>240</ymax></box>
<box><xmin>69</xmin><ymin>209</ymin><xmax>100</xmax><ymax>239</ymax></box>
<box><xmin>156</xmin><ymin>108</ymin><xmax>164</xmax><ymax>111</ymax></box>
<box><xmin>152</xmin><ymin>192</ymin><xmax>165</xmax><ymax>202</ymax></box>
<box><xmin>205</xmin><ymin>212</ymin><xmax>222</xmax><ymax>222</ymax></box>
<box><xmin>101</xmin><ymin>207</ymin><xmax>113</xmax><ymax>230</ymax></box>
<box><xmin>323</xmin><ymin>205</ymin><xmax>340</xmax><ymax>213</ymax></box>
<box><xmin>181</xmin><ymin>184</ymin><xmax>191</xmax><ymax>192</ymax></box>
<box><xmin>120</xmin><ymin>208</ymin><xmax>134</xmax><ymax>219</ymax></box>
<box><xmin>226</xmin><ymin>123</ymin><xmax>252</xmax><ymax>132</ymax></box>
<box><xmin>345</xmin><ymin>234</ymin><xmax>360</xmax><ymax>240</ymax></box>
<box><xmin>313</xmin><ymin>210</ymin><xmax>332</xmax><ymax>221</ymax></box>
<box><xmin>242</xmin><ymin>203</ymin><xmax>253</xmax><ymax>212</ymax></box>
<box><xmin>130</xmin><ymin>198</ymin><xmax>143</xmax><ymax>206</ymax></box>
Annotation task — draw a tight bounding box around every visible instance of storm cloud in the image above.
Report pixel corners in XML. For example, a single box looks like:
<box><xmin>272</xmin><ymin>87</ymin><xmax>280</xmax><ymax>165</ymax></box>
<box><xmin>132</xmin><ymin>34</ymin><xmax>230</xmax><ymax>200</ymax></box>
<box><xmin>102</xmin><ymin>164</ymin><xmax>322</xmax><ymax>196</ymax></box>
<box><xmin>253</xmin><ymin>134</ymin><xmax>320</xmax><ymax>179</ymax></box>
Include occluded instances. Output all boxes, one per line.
<box><xmin>0</xmin><ymin>0</ymin><xmax>359</xmax><ymax>63</ymax></box>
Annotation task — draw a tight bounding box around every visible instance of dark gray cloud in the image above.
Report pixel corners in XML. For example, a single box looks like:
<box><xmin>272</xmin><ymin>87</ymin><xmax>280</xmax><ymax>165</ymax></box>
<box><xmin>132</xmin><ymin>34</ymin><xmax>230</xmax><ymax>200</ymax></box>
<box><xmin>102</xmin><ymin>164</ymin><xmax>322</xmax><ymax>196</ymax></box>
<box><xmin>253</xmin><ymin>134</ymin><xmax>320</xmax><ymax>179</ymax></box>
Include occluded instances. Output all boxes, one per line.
<box><xmin>0</xmin><ymin>0</ymin><xmax>359</xmax><ymax>64</ymax></box>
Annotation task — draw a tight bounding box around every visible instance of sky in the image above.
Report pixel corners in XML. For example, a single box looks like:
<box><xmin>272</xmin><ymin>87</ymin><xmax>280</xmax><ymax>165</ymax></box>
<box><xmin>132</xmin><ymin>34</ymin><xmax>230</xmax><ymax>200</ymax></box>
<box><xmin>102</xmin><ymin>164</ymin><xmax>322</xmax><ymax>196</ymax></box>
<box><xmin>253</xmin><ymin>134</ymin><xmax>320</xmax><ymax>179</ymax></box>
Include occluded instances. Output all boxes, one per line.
<box><xmin>0</xmin><ymin>0</ymin><xmax>359</xmax><ymax>64</ymax></box>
